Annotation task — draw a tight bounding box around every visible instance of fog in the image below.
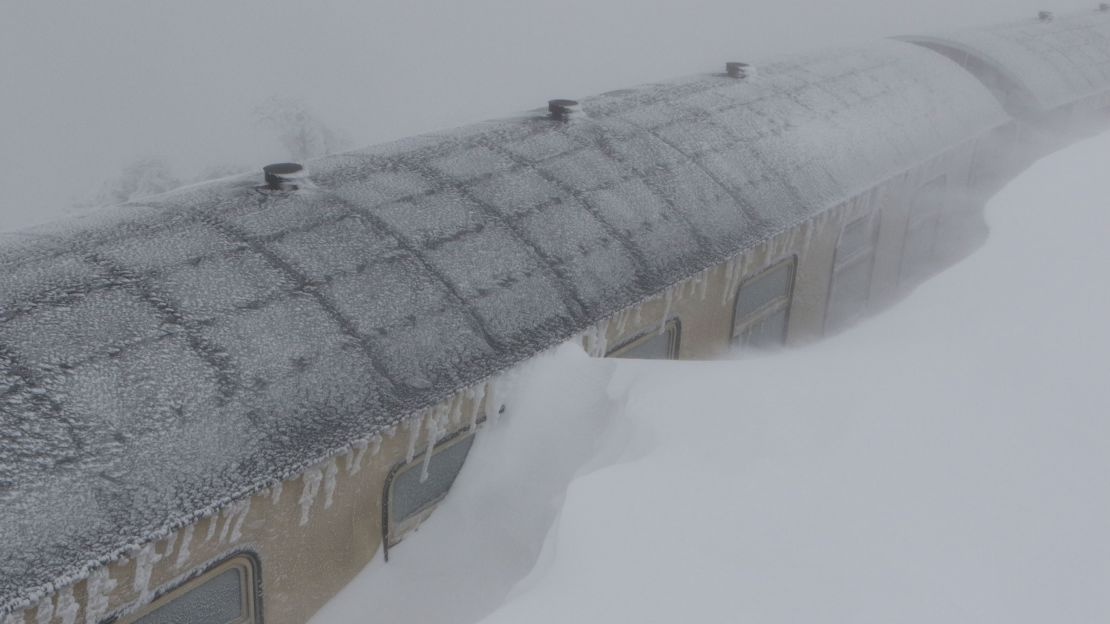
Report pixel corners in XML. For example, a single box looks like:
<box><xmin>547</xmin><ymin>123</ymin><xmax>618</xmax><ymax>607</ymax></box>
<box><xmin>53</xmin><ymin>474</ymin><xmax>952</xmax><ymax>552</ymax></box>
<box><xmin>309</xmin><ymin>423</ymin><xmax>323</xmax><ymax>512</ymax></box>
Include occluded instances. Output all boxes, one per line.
<box><xmin>0</xmin><ymin>0</ymin><xmax>1099</xmax><ymax>230</ymax></box>
<box><xmin>4</xmin><ymin>3</ymin><xmax>1108</xmax><ymax>622</ymax></box>
<box><xmin>313</xmin><ymin>129</ymin><xmax>1110</xmax><ymax>623</ymax></box>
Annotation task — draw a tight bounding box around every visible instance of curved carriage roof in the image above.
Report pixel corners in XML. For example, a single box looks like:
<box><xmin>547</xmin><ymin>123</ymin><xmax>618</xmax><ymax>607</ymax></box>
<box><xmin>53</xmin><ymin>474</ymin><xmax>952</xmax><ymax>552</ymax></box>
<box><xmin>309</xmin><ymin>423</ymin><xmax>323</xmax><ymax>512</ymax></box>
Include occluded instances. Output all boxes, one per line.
<box><xmin>0</xmin><ymin>39</ymin><xmax>1006</xmax><ymax>612</ymax></box>
<box><xmin>900</xmin><ymin>10</ymin><xmax>1110</xmax><ymax>115</ymax></box>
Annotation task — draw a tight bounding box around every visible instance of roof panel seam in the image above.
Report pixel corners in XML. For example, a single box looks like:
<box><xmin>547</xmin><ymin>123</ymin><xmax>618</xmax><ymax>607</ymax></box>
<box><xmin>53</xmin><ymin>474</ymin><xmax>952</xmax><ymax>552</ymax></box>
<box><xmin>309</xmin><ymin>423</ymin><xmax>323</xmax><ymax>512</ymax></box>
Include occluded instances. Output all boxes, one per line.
<box><xmin>322</xmin><ymin>194</ymin><xmax>504</xmax><ymax>352</ymax></box>
<box><xmin>0</xmin><ymin>342</ymin><xmax>84</xmax><ymax>487</ymax></box>
<box><xmin>475</xmin><ymin>137</ymin><xmax>658</xmax><ymax>294</ymax></box>
<box><xmin>398</xmin><ymin>156</ymin><xmax>591</xmax><ymax>321</ymax></box>
<box><xmin>199</xmin><ymin>206</ymin><xmax>401</xmax><ymax>393</ymax></box>
<box><xmin>582</xmin><ymin>127</ymin><xmax>716</xmax><ymax>252</ymax></box>
<box><xmin>631</xmin><ymin>119</ymin><xmax>772</xmax><ymax>229</ymax></box>
<box><xmin>84</xmin><ymin>253</ymin><xmax>241</xmax><ymax>401</ymax></box>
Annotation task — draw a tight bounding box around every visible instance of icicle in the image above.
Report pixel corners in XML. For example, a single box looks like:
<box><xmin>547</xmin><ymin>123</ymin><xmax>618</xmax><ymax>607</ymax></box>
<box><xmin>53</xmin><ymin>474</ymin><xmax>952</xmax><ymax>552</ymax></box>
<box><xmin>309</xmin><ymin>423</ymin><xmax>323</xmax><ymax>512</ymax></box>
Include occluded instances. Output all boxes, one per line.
<box><xmin>217</xmin><ymin>511</ymin><xmax>231</xmax><ymax>543</ymax></box>
<box><xmin>174</xmin><ymin>525</ymin><xmax>194</xmax><ymax>570</ymax></box>
<box><xmin>85</xmin><ymin>567</ymin><xmax>117</xmax><ymax>624</ymax></box>
<box><xmin>232</xmin><ymin>499</ymin><xmax>251</xmax><ymax>542</ymax></box>
<box><xmin>404</xmin><ymin>412</ymin><xmax>425</xmax><ymax>464</ymax></box>
<box><xmin>725</xmin><ymin>255</ymin><xmax>748</xmax><ymax>306</ymax></box>
<box><xmin>420</xmin><ymin>403</ymin><xmax>452</xmax><ymax>482</ymax></box>
<box><xmin>466</xmin><ymin>383</ymin><xmax>486</xmax><ymax>432</ymax></box>
<box><xmin>204</xmin><ymin>515</ymin><xmax>219</xmax><ymax>542</ymax></box>
<box><xmin>219</xmin><ymin>499</ymin><xmax>250</xmax><ymax>543</ymax></box>
<box><xmin>270</xmin><ymin>481</ymin><xmax>283</xmax><ymax>506</ymax></box>
<box><xmin>614</xmin><ymin>306</ymin><xmax>630</xmax><ymax>337</ymax></box>
<box><xmin>583</xmin><ymin>318</ymin><xmax>609</xmax><ymax>357</ymax></box>
<box><xmin>298</xmin><ymin>468</ymin><xmax>323</xmax><ymax>526</ymax></box>
<box><xmin>721</xmin><ymin>259</ymin><xmax>736</xmax><ymax>305</ymax></box>
<box><xmin>580</xmin><ymin>326</ymin><xmax>593</xmax><ymax>355</ymax></box>
<box><xmin>34</xmin><ymin>597</ymin><xmax>54</xmax><ymax>624</ymax></box>
<box><xmin>659</xmin><ymin>285</ymin><xmax>676</xmax><ymax>335</ymax></box>
<box><xmin>55</xmin><ymin>588</ymin><xmax>78</xmax><ymax>624</ymax></box>
<box><xmin>369</xmin><ymin>435</ymin><xmax>382</xmax><ymax>456</ymax></box>
<box><xmin>447</xmin><ymin>393</ymin><xmax>465</xmax><ymax>428</ymax></box>
<box><xmin>346</xmin><ymin>440</ymin><xmax>368</xmax><ymax>476</ymax></box>
<box><xmin>577</xmin><ymin>326</ymin><xmax>591</xmax><ymax>355</ymax></box>
<box><xmin>131</xmin><ymin>544</ymin><xmax>159</xmax><ymax>606</ymax></box>
<box><xmin>323</xmin><ymin>459</ymin><xmax>338</xmax><ymax>510</ymax></box>
<box><xmin>161</xmin><ymin>531</ymin><xmax>178</xmax><ymax>562</ymax></box>
<box><xmin>597</xmin><ymin>318</ymin><xmax>610</xmax><ymax>356</ymax></box>
<box><xmin>698</xmin><ymin>270</ymin><xmax>710</xmax><ymax>301</ymax></box>
<box><xmin>483</xmin><ymin>375</ymin><xmax>504</xmax><ymax>425</ymax></box>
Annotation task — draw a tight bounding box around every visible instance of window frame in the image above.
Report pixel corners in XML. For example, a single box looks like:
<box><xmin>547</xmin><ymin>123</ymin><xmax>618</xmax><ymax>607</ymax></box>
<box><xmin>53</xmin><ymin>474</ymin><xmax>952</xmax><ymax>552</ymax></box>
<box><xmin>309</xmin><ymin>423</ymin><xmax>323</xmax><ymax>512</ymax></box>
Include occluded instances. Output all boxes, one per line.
<box><xmin>382</xmin><ymin>429</ymin><xmax>477</xmax><ymax>556</ymax></box>
<box><xmin>900</xmin><ymin>175</ymin><xmax>948</xmax><ymax>285</ymax></box>
<box><xmin>605</xmin><ymin>318</ymin><xmax>681</xmax><ymax>360</ymax></box>
<box><xmin>825</xmin><ymin>211</ymin><xmax>880</xmax><ymax>331</ymax></box>
<box><xmin>730</xmin><ymin>256</ymin><xmax>797</xmax><ymax>348</ymax></box>
<box><xmin>113</xmin><ymin>552</ymin><xmax>260</xmax><ymax>624</ymax></box>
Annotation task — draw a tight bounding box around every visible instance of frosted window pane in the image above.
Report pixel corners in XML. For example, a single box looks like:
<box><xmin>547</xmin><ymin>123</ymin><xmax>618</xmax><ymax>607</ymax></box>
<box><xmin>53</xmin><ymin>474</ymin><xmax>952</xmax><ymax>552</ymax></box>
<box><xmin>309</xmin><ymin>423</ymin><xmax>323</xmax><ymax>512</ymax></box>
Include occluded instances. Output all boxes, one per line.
<box><xmin>608</xmin><ymin>326</ymin><xmax>677</xmax><ymax>360</ymax></box>
<box><xmin>392</xmin><ymin>435</ymin><xmax>475</xmax><ymax>524</ymax></box>
<box><xmin>743</xmin><ymin>309</ymin><xmax>788</xmax><ymax>349</ymax></box>
<box><xmin>901</xmin><ymin>219</ymin><xmax>937</xmax><ymax>282</ymax></box>
<box><xmin>734</xmin><ymin>261</ymin><xmax>794</xmax><ymax>322</ymax></box>
<box><xmin>826</xmin><ymin>258</ymin><xmax>873</xmax><ymax>331</ymax></box>
<box><xmin>837</xmin><ymin>216</ymin><xmax>875</xmax><ymax>262</ymax></box>
<box><xmin>133</xmin><ymin>567</ymin><xmax>244</xmax><ymax>624</ymax></box>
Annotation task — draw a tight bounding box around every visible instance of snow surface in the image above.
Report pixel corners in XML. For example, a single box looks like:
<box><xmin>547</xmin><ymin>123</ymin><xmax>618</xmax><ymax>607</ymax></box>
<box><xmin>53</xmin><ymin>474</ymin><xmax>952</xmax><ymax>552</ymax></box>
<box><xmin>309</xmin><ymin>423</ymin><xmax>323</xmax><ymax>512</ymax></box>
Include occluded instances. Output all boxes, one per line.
<box><xmin>312</xmin><ymin>131</ymin><xmax>1110</xmax><ymax>623</ymax></box>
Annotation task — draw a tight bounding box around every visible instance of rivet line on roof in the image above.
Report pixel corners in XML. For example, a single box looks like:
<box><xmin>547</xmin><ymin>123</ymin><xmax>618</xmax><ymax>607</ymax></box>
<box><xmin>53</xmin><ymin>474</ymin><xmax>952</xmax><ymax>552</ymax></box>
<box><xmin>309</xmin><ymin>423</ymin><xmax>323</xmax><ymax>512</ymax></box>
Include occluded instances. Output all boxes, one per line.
<box><xmin>324</xmin><ymin>193</ymin><xmax>505</xmax><ymax>353</ymax></box>
<box><xmin>583</xmin><ymin>129</ymin><xmax>715</xmax><ymax>253</ymax></box>
<box><xmin>475</xmin><ymin>137</ymin><xmax>660</xmax><ymax>296</ymax></box>
<box><xmin>399</xmin><ymin>155</ymin><xmax>590</xmax><ymax>322</ymax></box>
<box><xmin>83</xmin><ymin>253</ymin><xmax>240</xmax><ymax>402</ymax></box>
<box><xmin>199</xmin><ymin>213</ymin><xmax>402</xmax><ymax>395</ymax></box>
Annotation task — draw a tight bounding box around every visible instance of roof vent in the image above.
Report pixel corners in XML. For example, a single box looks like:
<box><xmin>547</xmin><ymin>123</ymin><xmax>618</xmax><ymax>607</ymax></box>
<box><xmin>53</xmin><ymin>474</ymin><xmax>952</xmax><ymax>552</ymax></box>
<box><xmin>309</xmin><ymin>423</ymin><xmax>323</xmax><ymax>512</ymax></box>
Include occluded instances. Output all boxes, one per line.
<box><xmin>548</xmin><ymin>99</ymin><xmax>585</xmax><ymax>122</ymax></box>
<box><xmin>726</xmin><ymin>62</ymin><xmax>754</xmax><ymax>79</ymax></box>
<box><xmin>1038</xmin><ymin>10</ymin><xmax>1055</xmax><ymax>20</ymax></box>
<box><xmin>1100</xmin><ymin>3</ymin><xmax>1109</xmax><ymax>11</ymax></box>
<box><xmin>262</xmin><ymin>162</ymin><xmax>307</xmax><ymax>191</ymax></box>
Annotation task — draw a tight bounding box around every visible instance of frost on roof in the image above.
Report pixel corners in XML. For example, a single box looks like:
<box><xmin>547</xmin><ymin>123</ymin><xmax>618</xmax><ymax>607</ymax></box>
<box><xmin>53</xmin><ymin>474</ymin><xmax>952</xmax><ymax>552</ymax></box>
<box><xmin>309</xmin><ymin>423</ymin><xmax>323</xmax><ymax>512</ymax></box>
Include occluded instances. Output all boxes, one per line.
<box><xmin>900</xmin><ymin>10</ymin><xmax>1110</xmax><ymax>114</ymax></box>
<box><xmin>0</xmin><ymin>39</ymin><xmax>1007</xmax><ymax>613</ymax></box>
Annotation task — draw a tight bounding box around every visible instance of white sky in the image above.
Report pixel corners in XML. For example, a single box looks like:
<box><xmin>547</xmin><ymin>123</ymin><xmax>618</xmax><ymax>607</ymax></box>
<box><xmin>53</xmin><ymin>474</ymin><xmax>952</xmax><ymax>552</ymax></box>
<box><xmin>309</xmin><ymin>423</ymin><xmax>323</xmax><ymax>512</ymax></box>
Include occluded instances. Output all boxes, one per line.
<box><xmin>313</xmin><ymin>130</ymin><xmax>1110</xmax><ymax>623</ymax></box>
<box><xmin>0</xmin><ymin>0</ymin><xmax>1101</xmax><ymax>230</ymax></box>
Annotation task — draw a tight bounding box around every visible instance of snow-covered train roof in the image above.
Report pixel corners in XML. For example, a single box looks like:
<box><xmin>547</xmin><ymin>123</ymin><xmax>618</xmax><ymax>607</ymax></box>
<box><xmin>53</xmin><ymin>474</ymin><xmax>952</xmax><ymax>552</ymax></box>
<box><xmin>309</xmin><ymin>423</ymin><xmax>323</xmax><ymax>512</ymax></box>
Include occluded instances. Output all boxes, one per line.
<box><xmin>900</xmin><ymin>9</ymin><xmax>1110</xmax><ymax>115</ymax></box>
<box><xmin>0</xmin><ymin>39</ymin><xmax>1006</xmax><ymax>613</ymax></box>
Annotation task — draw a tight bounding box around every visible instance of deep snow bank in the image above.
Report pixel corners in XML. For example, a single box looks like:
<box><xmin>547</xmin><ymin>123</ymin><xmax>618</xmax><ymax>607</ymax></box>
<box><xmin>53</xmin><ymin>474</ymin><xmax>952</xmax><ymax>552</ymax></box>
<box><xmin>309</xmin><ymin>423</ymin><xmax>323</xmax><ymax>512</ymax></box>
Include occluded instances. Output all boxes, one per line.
<box><xmin>314</xmin><ymin>133</ymin><xmax>1110</xmax><ymax>623</ymax></box>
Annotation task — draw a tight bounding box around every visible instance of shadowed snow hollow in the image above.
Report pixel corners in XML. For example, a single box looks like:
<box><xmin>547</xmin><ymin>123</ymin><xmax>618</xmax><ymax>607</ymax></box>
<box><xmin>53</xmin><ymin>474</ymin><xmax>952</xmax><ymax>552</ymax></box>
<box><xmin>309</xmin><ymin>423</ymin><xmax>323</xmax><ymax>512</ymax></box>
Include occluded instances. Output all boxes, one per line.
<box><xmin>313</xmin><ymin>133</ymin><xmax>1110</xmax><ymax>623</ymax></box>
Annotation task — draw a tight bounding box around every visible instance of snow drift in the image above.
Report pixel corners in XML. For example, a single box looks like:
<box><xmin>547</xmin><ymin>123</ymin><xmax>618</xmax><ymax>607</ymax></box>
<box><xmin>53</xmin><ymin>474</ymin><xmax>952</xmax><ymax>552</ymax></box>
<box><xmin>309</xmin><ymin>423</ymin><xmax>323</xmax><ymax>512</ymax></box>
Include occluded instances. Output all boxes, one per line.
<box><xmin>314</xmin><ymin>132</ymin><xmax>1110</xmax><ymax>623</ymax></box>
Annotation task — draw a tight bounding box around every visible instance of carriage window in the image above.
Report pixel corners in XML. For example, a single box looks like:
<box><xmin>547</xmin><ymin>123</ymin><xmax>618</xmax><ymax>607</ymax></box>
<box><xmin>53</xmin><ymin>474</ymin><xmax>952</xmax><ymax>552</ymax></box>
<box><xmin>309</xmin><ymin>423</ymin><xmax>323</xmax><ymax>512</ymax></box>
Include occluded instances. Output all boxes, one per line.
<box><xmin>901</xmin><ymin>176</ymin><xmax>947</xmax><ymax>284</ymax></box>
<box><xmin>386</xmin><ymin>432</ymin><xmax>475</xmax><ymax>548</ymax></box>
<box><xmin>826</xmin><ymin>213</ymin><xmax>879</xmax><ymax>331</ymax></box>
<box><xmin>606</xmin><ymin>319</ymin><xmax>680</xmax><ymax>359</ymax></box>
<box><xmin>732</xmin><ymin>257</ymin><xmax>796</xmax><ymax>349</ymax></box>
<box><xmin>837</xmin><ymin>214</ymin><xmax>875</xmax><ymax>261</ymax></box>
<box><xmin>128</xmin><ymin>556</ymin><xmax>257</xmax><ymax>624</ymax></box>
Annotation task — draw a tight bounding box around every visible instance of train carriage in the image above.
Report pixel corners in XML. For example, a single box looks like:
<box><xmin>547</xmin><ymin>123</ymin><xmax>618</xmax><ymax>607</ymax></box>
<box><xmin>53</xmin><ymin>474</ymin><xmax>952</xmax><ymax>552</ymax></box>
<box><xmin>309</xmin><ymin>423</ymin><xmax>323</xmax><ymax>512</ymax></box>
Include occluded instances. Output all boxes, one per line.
<box><xmin>2</xmin><ymin>10</ymin><xmax>1108</xmax><ymax>624</ymax></box>
<box><xmin>900</xmin><ymin>7</ymin><xmax>1110</xmax><ymax>187</ymax></box>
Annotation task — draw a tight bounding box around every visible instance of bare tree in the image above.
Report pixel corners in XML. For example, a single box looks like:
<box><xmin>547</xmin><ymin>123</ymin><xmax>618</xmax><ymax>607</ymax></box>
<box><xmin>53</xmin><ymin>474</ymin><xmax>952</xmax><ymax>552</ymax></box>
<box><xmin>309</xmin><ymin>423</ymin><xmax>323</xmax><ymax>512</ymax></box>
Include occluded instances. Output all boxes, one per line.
<box><xmin>79</xmin><ymin>156</ymin><xmax>182</xmax><ymax>209</ymax></box>
<box><xmin>253</xmin><ymin>96</ymin><xmax>349</xmax><ymax>161</ymax></box>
